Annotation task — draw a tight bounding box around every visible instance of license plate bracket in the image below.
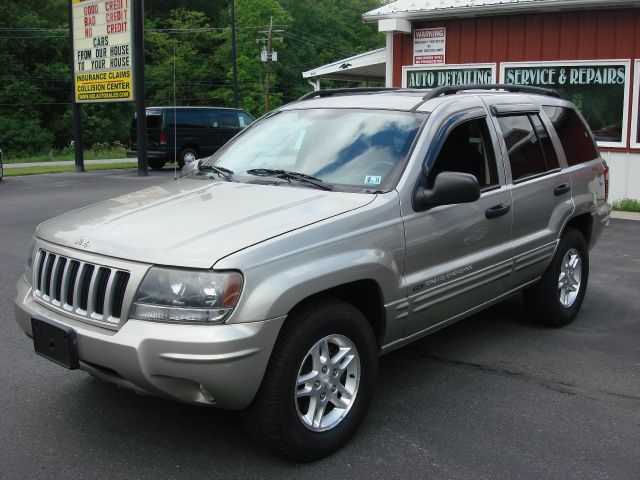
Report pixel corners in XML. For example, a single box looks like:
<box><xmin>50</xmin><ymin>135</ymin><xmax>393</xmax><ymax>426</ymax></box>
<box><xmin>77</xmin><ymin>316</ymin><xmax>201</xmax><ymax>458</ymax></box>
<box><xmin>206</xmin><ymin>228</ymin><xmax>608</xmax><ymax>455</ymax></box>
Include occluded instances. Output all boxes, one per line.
<box><xmin>31</xmin><ymin>318</ymin><xmax>79</xmax><ymax>370</ymax></box>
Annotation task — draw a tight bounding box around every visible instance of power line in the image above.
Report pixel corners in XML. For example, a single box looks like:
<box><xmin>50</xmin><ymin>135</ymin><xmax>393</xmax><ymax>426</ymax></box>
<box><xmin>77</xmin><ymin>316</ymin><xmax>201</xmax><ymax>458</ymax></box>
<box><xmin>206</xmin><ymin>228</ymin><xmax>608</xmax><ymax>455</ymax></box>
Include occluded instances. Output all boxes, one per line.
<box><xmin>286</xmin><ymin>27</ymin><xmax>356</xmax><ymax>53</ymax></box>
<box><xmin>0</xmin><ymin>35</ymin><xmax>68</xmax><ymax>39</ymax></box>
<box><xmin>0</xmin><ymin>27</ymin><xmax>66</xmax><ymax>32</ymax></box>
<box><xmin>0</xmin><ymin>102</ymin><xmax>71</xmax><ymax>106</ymax></box>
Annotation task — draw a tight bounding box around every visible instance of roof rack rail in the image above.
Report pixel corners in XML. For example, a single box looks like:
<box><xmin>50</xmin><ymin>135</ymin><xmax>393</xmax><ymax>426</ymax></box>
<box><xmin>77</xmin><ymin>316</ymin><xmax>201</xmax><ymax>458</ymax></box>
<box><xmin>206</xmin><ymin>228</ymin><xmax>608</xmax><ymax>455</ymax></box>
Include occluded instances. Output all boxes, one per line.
<box><xmin>298</xmin><ymin>87</ymin><xmax>399</xmax><ymax>102</ymax></box>
<box><xmin>421</xmin><ymin>84</ymin><xmax>561</xmax><ymax>101</ymax></box>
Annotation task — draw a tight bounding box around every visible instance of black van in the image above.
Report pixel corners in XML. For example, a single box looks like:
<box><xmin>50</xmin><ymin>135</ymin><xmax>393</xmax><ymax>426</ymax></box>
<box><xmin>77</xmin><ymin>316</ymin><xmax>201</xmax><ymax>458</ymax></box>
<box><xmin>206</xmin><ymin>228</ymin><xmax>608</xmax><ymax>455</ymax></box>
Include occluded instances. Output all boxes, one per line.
<box><xmin>127</xmin><ymin>107</ymin><xmax>254</xmax><ymax>170</ymax></box>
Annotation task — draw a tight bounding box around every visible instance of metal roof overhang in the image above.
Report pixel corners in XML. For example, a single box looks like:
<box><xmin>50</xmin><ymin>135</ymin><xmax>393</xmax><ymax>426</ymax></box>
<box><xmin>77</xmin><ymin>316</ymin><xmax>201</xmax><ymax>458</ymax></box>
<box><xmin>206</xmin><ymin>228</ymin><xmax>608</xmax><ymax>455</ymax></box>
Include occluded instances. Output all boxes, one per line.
<box><xmin>302</xmin><ymin>48</ymin><xmax>386</xmax><ymax>82</ymax></box>
<box><xmin>363</xmin><ymin>0</ymin><xmax>640</xmax><ymax>22</ymax></box>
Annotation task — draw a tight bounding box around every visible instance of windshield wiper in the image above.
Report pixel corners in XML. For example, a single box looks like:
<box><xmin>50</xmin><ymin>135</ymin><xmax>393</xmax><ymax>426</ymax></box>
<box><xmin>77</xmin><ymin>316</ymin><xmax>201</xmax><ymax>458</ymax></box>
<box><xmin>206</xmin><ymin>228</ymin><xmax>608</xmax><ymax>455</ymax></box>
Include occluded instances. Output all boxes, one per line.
<box><xmin>199</xmin><ymin>164</ymin><xmax>234</xmax><ymax>181</ymax></box>
<box><xmin>245</xmin><ymin>168</ymin><xmax>333</xmax><ymax>191</ymax></box>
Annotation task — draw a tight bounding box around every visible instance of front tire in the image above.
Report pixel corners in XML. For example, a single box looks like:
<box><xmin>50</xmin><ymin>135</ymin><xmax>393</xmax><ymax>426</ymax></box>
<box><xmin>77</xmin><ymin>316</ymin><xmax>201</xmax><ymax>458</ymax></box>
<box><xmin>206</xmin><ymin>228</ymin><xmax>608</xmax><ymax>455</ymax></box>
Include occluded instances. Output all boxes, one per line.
<box><xmin>524</xmin><ymin>228</ymin><xmax>589</xmax><ymax>327</ymax></box>
<box><xmin>243</xmin><ymin>299</ymin><xmax>378</xmax><ymax>461</ymax></box>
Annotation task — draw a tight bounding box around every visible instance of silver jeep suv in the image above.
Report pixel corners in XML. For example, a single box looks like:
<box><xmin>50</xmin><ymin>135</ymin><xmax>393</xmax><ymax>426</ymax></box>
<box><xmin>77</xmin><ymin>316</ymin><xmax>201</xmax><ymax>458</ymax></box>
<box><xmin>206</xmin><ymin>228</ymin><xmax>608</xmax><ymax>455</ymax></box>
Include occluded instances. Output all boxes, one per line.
<box><xmin>15</xmin><ymin>85</ymin><xmax>610</xmax><ymax>461</ymax></box>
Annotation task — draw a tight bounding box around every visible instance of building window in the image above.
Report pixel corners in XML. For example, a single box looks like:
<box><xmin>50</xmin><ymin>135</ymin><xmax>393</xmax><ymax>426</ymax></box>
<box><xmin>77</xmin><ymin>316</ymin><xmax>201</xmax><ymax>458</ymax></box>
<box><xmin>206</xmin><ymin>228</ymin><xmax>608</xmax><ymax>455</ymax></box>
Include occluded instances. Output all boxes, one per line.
<box><xmin>501</xmin><ymin>60</ymin><xmax>631</xmax><ymax>148</ymax></box>
<box><xmin>403</xmin><ymin>63</ymin><xmax>496</xmax><ymax>89</ymax></box>
<box><xmin>631</xmin><ymin>59</ymin><xmax>640</xmax><ymax>149</ymax></box>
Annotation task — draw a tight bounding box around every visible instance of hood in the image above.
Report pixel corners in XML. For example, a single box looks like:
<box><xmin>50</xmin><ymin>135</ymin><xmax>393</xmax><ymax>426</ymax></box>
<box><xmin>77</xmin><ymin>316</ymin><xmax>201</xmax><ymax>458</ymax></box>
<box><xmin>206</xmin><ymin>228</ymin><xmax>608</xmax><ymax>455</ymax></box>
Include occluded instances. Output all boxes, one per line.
<box><xmin>36</xmin><ymin>179</ymin><xmax>375</xmax><ymax>268</ymax></box>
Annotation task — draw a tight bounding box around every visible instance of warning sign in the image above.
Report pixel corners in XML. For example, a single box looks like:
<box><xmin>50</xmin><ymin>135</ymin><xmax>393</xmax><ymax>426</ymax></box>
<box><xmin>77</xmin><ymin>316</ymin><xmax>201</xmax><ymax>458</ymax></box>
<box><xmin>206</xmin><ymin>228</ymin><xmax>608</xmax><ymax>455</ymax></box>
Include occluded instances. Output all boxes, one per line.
<box><xmin>71</xmin><ymin>0</ymin><xmax>134</xmax><ymax>103</ymax></box>
<box><xmin>413</xmin><ymin>28</ymin><xmax>446</xmax><ymax>65</ymax></box>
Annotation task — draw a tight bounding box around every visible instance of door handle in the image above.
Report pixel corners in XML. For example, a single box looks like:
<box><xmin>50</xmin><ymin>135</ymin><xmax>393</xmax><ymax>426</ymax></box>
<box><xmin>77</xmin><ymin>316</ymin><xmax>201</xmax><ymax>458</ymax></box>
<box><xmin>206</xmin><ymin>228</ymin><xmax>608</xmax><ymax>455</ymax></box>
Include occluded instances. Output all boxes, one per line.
<box><xmin>554</xmin><ymin>183</ymin><xmax>571</xmax><ymax>196</ymax></box>
<box><xmin>485</xmin><ymin>203</ymin><xmax>510</xmax><ymax>219</ymax></box>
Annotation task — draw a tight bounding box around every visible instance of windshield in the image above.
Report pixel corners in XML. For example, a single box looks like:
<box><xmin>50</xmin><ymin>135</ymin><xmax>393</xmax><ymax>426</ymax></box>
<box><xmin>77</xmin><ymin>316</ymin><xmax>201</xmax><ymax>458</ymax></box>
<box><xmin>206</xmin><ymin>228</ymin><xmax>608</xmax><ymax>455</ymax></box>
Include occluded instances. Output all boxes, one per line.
<box><xmin>200</xmin><ymin>108</ymin><xmax>425</xmax><ymax>191</ymax></box>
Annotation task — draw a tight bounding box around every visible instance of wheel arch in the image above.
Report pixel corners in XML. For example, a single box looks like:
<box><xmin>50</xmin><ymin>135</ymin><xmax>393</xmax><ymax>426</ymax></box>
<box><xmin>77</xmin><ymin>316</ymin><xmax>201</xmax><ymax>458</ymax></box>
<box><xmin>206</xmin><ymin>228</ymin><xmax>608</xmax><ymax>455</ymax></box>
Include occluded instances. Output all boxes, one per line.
<box><xmin>562</xmin><ymin>212</ymin><xmax>593</xmax><ymax>247</ymax></box>
<box><xmin>287</xmin><ymin>279</ymin><xmax>386</xmax><ymax>348</ymax></box>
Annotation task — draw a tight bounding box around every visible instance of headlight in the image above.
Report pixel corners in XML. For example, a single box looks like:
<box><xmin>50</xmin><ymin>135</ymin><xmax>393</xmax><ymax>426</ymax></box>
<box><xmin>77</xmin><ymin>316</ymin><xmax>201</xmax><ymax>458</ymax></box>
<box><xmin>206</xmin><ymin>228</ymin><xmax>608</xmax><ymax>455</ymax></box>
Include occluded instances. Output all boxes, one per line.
<box><xmin>24</xmin><ymin>238</ymin><xmax>36</xmax><ymax>286</ymax></box>
<box><xmin>130</xmin><ymin>267</ymin><xmax>243</xmax><ymax>324</ymax></box>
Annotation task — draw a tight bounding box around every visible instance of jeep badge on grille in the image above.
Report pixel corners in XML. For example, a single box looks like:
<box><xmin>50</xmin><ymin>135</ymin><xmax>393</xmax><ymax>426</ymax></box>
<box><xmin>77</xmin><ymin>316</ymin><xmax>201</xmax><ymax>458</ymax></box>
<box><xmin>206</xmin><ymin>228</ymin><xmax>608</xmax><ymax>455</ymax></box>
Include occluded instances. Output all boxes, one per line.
<box><xmin>75</xmin><ymin>237</ymin><xmax>92</xmax><ymax>248</ymax></box>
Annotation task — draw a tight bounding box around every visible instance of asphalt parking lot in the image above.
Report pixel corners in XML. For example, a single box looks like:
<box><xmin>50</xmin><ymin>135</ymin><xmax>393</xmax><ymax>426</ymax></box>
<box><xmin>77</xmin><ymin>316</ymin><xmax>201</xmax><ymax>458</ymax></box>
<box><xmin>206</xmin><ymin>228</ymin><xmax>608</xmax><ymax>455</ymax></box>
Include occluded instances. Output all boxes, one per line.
<box><xmin>0</xmin><ymin>170</ymin><xmax>638</xmax><ymax>479</ymax></box>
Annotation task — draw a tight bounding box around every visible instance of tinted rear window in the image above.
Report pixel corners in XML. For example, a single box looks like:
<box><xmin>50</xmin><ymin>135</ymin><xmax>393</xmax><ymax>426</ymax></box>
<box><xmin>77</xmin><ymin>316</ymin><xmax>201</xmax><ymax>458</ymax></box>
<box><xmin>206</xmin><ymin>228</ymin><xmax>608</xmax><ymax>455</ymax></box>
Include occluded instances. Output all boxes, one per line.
<box><xmin>146</xmin><ymin>113</ymin><xmax>162</xmax><ymax>129</ymax></box>
<box><xmin>131</xmin><ymin>110</ymin><xmax>162</xmax><ymax>129</ymax></box>
<box><xmin>497</xmin><ymin>115</ymin><xmax>547</xmax><ymax>181</ymax></box>
<box><xmin>543</xmin><ymin>106</ymin><xmax>598</xmax><ymax>166</ymax></box>
<box><xmin>530</xmin><ymin>114</ymin><xmax>559</xmax><ymax>170</ymax></box>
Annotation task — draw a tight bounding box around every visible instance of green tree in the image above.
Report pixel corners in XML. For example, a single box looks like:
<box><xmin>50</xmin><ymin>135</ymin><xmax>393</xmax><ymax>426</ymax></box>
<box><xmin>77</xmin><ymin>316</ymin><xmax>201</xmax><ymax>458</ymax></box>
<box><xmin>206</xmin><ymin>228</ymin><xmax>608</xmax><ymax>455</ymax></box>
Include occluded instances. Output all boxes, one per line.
<box><xmin>145</xmin><ymin>9</ymin><xmax>226</xmax><ymax>107</ymax></box>
<box><xmin>0</xmin><ymin>0</ymin><xmax>387</xmax><ymax>155</ymax></box>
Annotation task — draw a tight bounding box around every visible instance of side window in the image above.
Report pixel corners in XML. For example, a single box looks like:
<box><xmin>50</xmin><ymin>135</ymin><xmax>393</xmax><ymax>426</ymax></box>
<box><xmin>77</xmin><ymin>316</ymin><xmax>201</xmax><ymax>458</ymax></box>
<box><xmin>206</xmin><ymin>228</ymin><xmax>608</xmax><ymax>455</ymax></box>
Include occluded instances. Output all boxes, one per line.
<box><xmin>166</xmin><ymin>109</ymin><xmax>209</xmax><ymax>129</ymax></box>
<box><xmin>221</xmin><ymin>111</ymin><xmax>239</xmax><ymax>129</ymax></box>
<box><xmin>238</xmin><ymin>112</ymin><xmax>254</xmax><ymax>128</ymax></box>
<box><xmin>497</xmin><ymin>115</ymin><xmax>547</xmax><ymax>181</ymax></box>
<box><xmin>543</xmin><ymin>106</ymin><xmax>598</xmax><ymax>166</ymax></box>
<box><xmin>530</xmin><ymin>114</ymin><xmax>559</xmax><ymax>169</ymax></box>
<box><xmin>208</xmin><ymin>112</ymin><xmax>221</xmax><ymax>128</ymax></box>
<box><xmin>428</xmin><ymin>118</ymin><xmax>499</xmax><ymax>189</ymax></box>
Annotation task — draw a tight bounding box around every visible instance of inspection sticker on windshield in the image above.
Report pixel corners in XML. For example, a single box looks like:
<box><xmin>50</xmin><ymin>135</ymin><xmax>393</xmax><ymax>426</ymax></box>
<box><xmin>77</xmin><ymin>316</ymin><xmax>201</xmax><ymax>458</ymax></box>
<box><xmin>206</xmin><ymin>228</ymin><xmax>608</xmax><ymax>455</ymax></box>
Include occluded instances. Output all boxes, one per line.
<box><xmin>364</xmin><ymin>175</ymin><xmax>382</xmax><ymax>185</ymax></box>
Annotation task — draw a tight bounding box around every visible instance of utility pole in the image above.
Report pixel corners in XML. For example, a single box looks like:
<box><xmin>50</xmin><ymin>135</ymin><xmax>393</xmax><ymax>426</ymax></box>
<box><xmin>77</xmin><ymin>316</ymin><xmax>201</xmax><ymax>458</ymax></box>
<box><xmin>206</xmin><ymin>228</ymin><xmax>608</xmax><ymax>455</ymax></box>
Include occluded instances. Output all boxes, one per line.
<box><xmin>231</xmin><ymin>0</ymin><xmax>239</xmax><ymax>108</ymax></box>
<box><xmin>257</xmin><ymin>17</ymin><xmax>283</xmax><ymax>112</ymax></box>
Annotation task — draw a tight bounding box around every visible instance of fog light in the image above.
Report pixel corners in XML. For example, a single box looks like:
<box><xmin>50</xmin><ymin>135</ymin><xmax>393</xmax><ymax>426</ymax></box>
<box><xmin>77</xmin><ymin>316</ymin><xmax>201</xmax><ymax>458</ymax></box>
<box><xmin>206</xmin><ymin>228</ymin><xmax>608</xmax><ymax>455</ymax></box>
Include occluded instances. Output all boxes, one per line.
<box><xmin>199</xmin><ymin>384</ymin><xmax>215</xmax><ymax>403</ymax></box>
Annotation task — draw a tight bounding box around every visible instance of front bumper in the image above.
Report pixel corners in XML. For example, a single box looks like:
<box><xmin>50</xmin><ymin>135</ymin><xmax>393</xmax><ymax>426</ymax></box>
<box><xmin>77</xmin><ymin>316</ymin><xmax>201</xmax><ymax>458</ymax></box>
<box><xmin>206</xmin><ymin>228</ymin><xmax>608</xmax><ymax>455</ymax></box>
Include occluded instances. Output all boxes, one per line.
<box><xmin>15</xmin><ymin>275</ymin><xmax>284</xmax><ymax>409</ymax></box>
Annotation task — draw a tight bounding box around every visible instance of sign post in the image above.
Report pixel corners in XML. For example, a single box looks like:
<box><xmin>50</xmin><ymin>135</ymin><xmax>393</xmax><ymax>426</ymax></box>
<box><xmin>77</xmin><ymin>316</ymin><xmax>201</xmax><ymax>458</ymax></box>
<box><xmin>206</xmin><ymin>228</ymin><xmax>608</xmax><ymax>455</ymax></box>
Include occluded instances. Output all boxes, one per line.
<box><xmin>68</xmin><ymin>2</ymin><xmax>84</xmax><ymax>172</ymax></box>
<box><xmin>133</xmin><ymin>0</ymin><xmax>147</xmax><ymax>175</ymax></box>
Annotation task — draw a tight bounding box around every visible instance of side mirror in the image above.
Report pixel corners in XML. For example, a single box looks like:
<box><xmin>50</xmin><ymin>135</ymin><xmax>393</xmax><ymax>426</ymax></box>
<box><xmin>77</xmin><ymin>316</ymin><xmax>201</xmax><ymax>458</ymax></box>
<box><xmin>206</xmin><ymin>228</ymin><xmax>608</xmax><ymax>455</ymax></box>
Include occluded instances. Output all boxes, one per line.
<box><xmin>413</xmin><ymin>171</ymin><xmax>480</xmax><ymax>211</ymax></box>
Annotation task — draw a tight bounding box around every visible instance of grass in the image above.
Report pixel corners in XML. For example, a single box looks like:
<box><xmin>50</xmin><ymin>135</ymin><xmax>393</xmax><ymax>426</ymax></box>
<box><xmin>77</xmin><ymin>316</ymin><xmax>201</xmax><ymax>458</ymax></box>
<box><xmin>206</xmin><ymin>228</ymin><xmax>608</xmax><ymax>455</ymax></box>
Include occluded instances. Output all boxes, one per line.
<box><xmin>611</xmin><ymin>198</ymin><xmax>640</xmax><ymax>213</ymax></box>
<box><xmin>4</xmin><ymin>162</ymin><xmax>137</xmax><ymax>176</ymax></box>
<box><xmin>4</xmin><ymin>147</ymin><xmax>127</xmax><ymax>164</ymax></box>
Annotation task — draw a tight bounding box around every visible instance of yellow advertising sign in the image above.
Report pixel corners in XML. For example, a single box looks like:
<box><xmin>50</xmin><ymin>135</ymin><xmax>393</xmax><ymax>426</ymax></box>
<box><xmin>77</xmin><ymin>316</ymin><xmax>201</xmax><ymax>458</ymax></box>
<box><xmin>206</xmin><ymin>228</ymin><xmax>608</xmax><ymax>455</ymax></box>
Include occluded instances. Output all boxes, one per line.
<box><xmin>71</xmin><ymin>0</ymin><xmax>134</xmax><ymax>103</ymax></box>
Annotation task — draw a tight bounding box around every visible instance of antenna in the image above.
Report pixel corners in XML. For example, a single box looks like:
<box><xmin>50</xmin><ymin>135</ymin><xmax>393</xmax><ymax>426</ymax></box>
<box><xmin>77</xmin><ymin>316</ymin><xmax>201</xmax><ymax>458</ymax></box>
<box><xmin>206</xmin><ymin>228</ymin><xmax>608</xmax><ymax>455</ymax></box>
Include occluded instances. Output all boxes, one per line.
<box><xmin>173</xmin><ymin>41</ymin><xmax>178</xmax><ymax>180</ymax></box>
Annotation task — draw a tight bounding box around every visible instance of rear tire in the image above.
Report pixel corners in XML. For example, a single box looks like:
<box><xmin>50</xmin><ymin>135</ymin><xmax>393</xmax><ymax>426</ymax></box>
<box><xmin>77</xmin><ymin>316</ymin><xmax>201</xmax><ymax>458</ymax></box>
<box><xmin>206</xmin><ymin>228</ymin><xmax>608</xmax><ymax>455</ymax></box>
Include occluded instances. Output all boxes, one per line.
<box><xmin>243</xmin><ymin>298</ymin><xmax>378</xmax><ymax>462</ymax></box>
<box><xmin>524</xmin><ymin>228</ymin><xmax>589</xmax><ymax>327</ymax></box>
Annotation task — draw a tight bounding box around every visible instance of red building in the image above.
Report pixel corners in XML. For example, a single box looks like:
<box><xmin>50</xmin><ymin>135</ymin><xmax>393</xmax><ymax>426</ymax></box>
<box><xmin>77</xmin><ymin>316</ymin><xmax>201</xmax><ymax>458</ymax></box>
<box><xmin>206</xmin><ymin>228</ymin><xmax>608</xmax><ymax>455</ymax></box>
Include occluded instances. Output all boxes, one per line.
<box><xmin>306</xmin><ymin>0</ymin><xmax>640</xmax><ymax>201</ymax></box>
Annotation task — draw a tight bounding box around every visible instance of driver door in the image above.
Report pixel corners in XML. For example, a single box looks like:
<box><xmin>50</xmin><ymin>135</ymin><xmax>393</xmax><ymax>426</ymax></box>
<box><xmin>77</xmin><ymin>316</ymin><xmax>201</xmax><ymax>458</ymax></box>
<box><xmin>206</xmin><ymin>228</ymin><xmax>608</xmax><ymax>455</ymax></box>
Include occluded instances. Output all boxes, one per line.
<box><xmin>401</xmin><ymin>106</ymin><xmax>514</xmax><ymax>338</ymax></box>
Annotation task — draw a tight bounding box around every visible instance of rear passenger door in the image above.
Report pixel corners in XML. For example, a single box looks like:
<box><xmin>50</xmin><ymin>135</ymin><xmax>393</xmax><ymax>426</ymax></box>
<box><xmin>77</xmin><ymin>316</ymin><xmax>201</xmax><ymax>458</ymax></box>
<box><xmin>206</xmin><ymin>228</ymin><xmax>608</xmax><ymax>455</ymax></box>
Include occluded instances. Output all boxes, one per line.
<box><xmin>542</xmin><ymin>105</ymin><xmax>606</xmax><ymax>215</ymax></box>
<box><xmin>485</xmin><ymin>98</ymin><xmax>574</xmax><ymax>289</ymax></box>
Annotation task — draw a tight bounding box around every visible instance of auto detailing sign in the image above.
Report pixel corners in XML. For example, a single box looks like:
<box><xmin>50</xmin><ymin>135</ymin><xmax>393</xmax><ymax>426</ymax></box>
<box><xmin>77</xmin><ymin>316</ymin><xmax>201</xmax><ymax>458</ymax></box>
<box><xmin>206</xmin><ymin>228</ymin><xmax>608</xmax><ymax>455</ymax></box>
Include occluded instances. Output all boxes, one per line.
<box><xmin>413</xmin><ymin>28</ymin><xmax>445</xmax><ymax>65</ymax></box>
<box><xmin>407</xmin><ymin>67</ymin><xmax>493</xmax><ymax>88</ymax></box>
<box><xmin>72</xmin><ymin>0</ymin><xmax>133</xmax><ymax>103</ymax></box>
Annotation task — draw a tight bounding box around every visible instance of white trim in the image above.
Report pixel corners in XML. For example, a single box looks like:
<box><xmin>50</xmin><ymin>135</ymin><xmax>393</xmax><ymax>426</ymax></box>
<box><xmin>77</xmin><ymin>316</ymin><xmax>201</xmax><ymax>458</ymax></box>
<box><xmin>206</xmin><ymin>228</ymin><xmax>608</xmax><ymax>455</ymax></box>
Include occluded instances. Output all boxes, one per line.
<box><xmin>401</xmin><ymin>63</ymin><xmax>497</xmax><ymax>88</ymax></box>
<box><xmin>363</xmin><ymin>0</ymin><xmax>640</xmax><ymax>22</ymax></box>
<box><xmin>500</xmin><ymin>59</ymin><xmax>631</xmax><ymax>149</ymax></box>
<box><xmin>386</xmin><ymin>33</ymin><xmax>394</xmax><ymax>88</ymax></box>
<box><xmin>378</xmin><ymin>18</ymin><xmax>411</xmax><ymax>33</ymax></box>
<box><xmin>302</xmin><ymin>48</ymin><xmax>386</xmax><ymax>80</ymax></box>
<box><xmin>631</xmin><ymin>59</ymin><xmax>640</xmax><ymax>149</ymax></box>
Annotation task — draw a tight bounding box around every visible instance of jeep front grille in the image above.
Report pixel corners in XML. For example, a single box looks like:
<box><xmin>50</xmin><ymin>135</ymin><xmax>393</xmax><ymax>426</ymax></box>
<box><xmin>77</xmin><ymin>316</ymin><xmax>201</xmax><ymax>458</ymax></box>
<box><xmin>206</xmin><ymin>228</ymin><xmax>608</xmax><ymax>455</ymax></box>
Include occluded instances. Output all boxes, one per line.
<box><xmin>33</xmin><ymin>249</ymin><xmax>130</xmax><ymax>325</ymax></box>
